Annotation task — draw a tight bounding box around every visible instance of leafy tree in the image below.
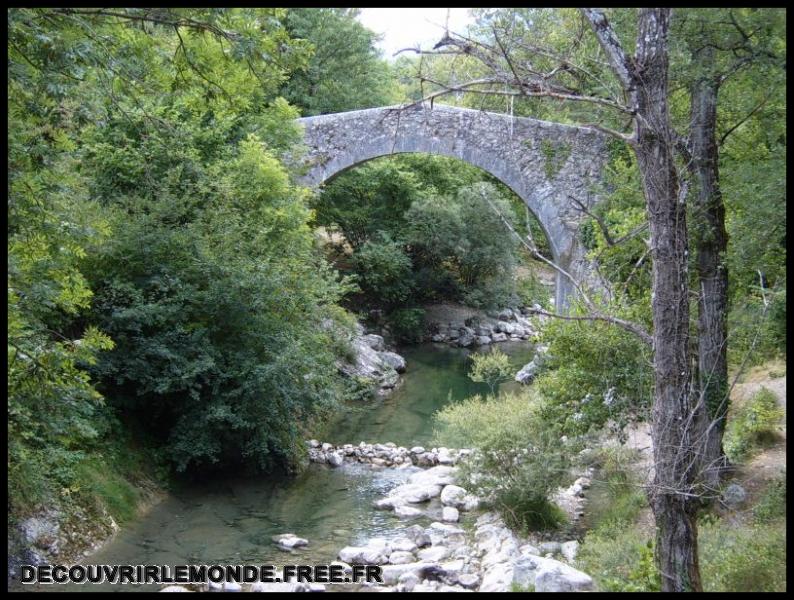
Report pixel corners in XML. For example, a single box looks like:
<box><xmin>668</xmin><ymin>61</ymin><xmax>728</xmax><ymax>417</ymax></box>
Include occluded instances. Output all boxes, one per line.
<box><xmin>435</xmin><ymin>391</ymin><xmax>569</xmax><ymax>531</ymax></box>
<box><xmin>468</xmin><ymin>348</ymin><xmax>513</xmax><ymax>394</ymax></box>
<box><xmin>281</xmin><ymin>8</ymin><xmax>398</xmax><ymax>115</ymax></box>
<box><xmin>313</xmin><ymin>159</ymin><xmax>424</xmax><ymax>250</ymax></box>
<box><xmin>352</xmin><ymin>233</ymin><xmax>414</xmax><ymax>308</ymax></box>
<box><xmin>7</xmin><ymin>7</ymin><xmax>356</xmax><ymax>522</ymax></box>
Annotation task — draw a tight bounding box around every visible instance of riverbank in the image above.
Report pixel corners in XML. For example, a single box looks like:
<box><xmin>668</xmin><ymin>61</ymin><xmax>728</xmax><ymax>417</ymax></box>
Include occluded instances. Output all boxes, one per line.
<box><xmin>7</xmin><ymin>462</ymin><xmax>167</xmax><ymax>587</ymax></box>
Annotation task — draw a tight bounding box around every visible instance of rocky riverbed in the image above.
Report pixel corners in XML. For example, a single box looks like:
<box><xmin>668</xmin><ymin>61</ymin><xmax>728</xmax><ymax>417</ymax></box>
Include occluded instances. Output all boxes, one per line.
<box><xmin>159</xmin><ymin>456</ymin><xmax>595</xmax><ymax>593</ymax></box>
<box><xmin>427</xmin><ymin>306</ymin><xmax>543</xmax><ymax>348</ymax></box>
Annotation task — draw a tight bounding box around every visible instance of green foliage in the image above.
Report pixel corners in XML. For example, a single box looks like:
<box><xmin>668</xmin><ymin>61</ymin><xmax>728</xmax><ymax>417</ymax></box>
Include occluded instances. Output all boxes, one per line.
<box><xmin>281</xmin><ymin>8</ymin><xmax>398</xmax><ymax>115</ymax></box>
<box><xmin>699</xmin><ymin>517</ymin><xmax>786</xmax><ymax>592</ymax></box>
<box><xmin>468</xmin><ymin>347</ymin><xmax>513</xmax><ymax>394</ymax></box>
<box><xmin>724</xmin><ymin>387</ymin><xmax>783</xmax><ymax>462</ymax></box>
<box><xmin>434</xmin><ymin>391</ymin><xmax>569</xmax><ymax>532</ymax></box>
<box><xmin>352</xmin><ymin>233</ymin><xmax>414</xmax><ymax>307</ymax></box>
<box><xmin>728</xmin><ymin>286</ymin><xmax>787</xmax><ymax>366</ymax></box>
<box><xmin>386</xmin><ymin>308</ymin><xmax>426</xmax><ymax>344</ymax></box>
<box><xmin>516</xmin><ymin>272</ymin><xmax>552</xmax><ymax>309</ymax></box>
<box><xmin>752</xmin><ymin>476</ymin><xmax>786</xmax><ymax>524</ymax></box>
<box><xmin>316</xmin><ymin>154</ymin><xmax>541</xmax><ymax>314</ymax></box>
<box><xmin>313</xmin><ymin>159</ymin><xmax>424</xmax><ymax>250</ymax></box>
<box><xmin>405</xmin><ymin>182</ymin><xmax>521</xmax><ymax>309</ymax></box>
<box><xmin>533</xmin><ymin>301</ymin><xmax>653</xmax><ymax>439</ymax></box>
<box><xmin>7</xmin><ymin>6</ymin><xmax>357</xmax><ymax>527</ymax></box>
<box><xmin>86</xmin><ymin>133</ymin><xmax>350</xmax><ymax>474</ymax></box>
<box><xmin>577</xmin><ymin>528</ymin><xmax>660</xmax><ymax>592</ymax></box>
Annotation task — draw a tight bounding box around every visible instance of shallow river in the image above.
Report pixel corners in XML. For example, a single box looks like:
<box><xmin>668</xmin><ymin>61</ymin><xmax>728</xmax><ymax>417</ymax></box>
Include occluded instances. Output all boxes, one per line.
<box><xmin>48</xmin><ymin>342</ymin><xmax>535</xmax><ymax>592</ymax></box>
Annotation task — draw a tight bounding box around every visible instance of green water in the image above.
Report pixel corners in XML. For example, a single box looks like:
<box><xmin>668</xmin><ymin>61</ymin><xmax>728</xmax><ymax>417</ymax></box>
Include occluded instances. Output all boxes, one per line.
<box><xmin>32</xmin><ymin>342</ymin><xmax>534</xmax><ymax>592</ymax></box>
<box><xmin>327</xmin><ymin>341</ymin><xmax>536</xmax><ymax>447</ymax></box>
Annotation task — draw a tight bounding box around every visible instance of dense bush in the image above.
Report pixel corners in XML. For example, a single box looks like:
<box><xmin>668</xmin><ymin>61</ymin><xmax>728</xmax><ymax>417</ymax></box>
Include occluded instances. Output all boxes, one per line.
<box><xmin>434</xmin><ymin>391</ymin><xmax>569</xmax><ymax>531</ymax></box>
<box><xmin>316</xmin><ymin>154</ymin><xmax>543</xmax><ymax>316</ymax></box>
<box><xmin>386</xmin><ymin>308</ymin><xmax>426</xmax><ymax>344</ymax></box>
<box><xmin>351</xmin><ymin>233</ymin><xmax>414</xmax><ymax>307</ymax></box>
<box><xmin>533</xmin><ymin>300</ymin><xmax>654</xmax><ymax>439</ymax></box>
<box><xmin>699</xmin><ymin>516</ymin><xmax>786</xmax><ymax>592</ymax></box>
<box><xmin>7</xmin><ymin>7</ymin><xmax>362</xmax><ymax>528</ymax></box>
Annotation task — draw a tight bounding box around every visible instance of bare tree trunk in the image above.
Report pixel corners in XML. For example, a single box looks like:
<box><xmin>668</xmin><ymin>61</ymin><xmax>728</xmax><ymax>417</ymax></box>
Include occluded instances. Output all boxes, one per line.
<box><xmin>688</xmin><ymin>45</ymin><xmax>730</xmax><ymax>491</ymax></box>
<box><xmin>631</xmin><ymin>9</ymin><xmax>703</xmax><ymax>592</ymax></box>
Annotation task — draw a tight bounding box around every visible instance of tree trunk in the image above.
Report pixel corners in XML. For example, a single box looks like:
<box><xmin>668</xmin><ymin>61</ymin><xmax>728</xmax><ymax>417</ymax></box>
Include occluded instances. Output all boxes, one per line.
<box><xmin>689</xmin><ymin>45</ymin><xmax>730</xmax><ymax>491</ymax></box>
<box><xmin>632</xmin><ymin>9</ymin><xmax>703</xmax><ymax>592</ymax></box>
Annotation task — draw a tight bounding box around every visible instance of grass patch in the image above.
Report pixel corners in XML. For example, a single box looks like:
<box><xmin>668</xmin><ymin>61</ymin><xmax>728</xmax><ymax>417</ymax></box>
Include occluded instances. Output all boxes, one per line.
<box><xmin>576</xmin><ymin>446</ymin><xmax>658</xmax><ymax>592</ymax></box>
<box><xmin>580</xmin><ymin>446</ymin><xmax>646</xmax><ymax>533</ymax></box>
<box><xmin>578</xmin><ymin>461</ymin><xmax>787</xmax><ymax>592</ymax></box>
<box><xmin>724</xmin><ymin>387</ymin><xmax>783</xmax><ymax>462</ymax></box>
<box><xmin>699</xmin><ymin>518</ymin><xmax>786</xmax><ymax>591</ymax></box>
<box><xmin>74</xmin><ymin>457</ymin><xmax>142</xmax><ymax>524</ymax></box>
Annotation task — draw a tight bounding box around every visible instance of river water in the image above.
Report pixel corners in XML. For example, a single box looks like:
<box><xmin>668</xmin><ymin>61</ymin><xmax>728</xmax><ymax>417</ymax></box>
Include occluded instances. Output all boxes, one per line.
<box><xmin>42</xmin><ymin>342</ymin><xmax>535</xmax><ymax>592</ymax></box>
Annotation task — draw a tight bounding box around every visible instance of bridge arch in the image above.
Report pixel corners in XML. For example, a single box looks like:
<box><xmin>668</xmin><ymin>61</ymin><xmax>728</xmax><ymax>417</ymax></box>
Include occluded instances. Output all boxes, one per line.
<box><xmin>296</xmin><ymin>104</ymin><xmax>609</xmax><ymax>309</ymax></box>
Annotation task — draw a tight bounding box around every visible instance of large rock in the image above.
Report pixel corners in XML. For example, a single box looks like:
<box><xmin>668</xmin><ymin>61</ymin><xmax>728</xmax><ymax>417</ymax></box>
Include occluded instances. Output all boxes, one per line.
<box><xmin>515</xmin><ymin>358</ymin><xmax>540</xmax><ymax>384</ymax></box>
<box><xmin>440</xmin><ymin>485</ymin><xmax>468</xmax><ymax>508</ymax></box>
<box><xmin>338</xmin><ymin>334</ymin><xmax>403</xmax><ymax>394</ymax></box>
<box><xmin>379</xmin><ymin>351</ymin><xmax>406</xmax><ymax>373</ymax></box>
<box><xmin>338</xmin><ymin>545</ymin><xmax>388</xmax><ymax>565</ymax></box>
<box><xmin>403</xmin><ymin>525</ymin><xmax>432</xmax><ymax>548</ymax></box>
<box><xmin>457</xmin><ymin>333</ymin><xmax>476</xmax><ymax>348</ymax></box>
<box><xmin>480</xmin><ymin>562</ymin><xmax>515</xmax><ymax>592</ymax></box>
<box><xmin>395</xmin><ymin>505</ymin><xmax>423</xmax><ymax>519</ymax></box>
<box><xmin>722</xmin><ymin>483</ymin><xmax>747</xmax><ymax>509</ymax></box>
<box><xmin>391</xmin><ymin>537</ymin><xmax>418</xmax><ymax>554</ymax></box>
<box><xmin>560</xmin><ymin>540</ymin><xmax>579</xmax><ymax>563</ymax></box>
<box><xmin>476</xmin><ymin>324</ymin><xmax>494</xmax><ymax>336</ymax></box>
<box><xmin>271</xmin><ymin>533</ymin><xmax>308</xmax><ymax>550</ymax></box>
<box><xmin>417</xmin><ymin>545</ymin><xmax>450</xmax><ymax>562</ymax></box>
<box><xmin>362</xmin><ymin>334</ymin><xmax>385</xmax><ymax>351</ymax></box>
<box><xmin>534</xmin><ymin>558</ymin><xmax>594</xmax><ymax>592</ymax></box>
<box><xmin>389</xmin><ymin>551</ymin><xmax>417</xmax><ymax>565</ymax></box>
<box><xmin>326</xmin><ymin>451</ymin><xmax>344</xmax><ymax>467</ymax></box>
<box><xmin>442</xmin><ymin>507</ymin><xmax>459</xmax><ymax>522</ymax></box>
<box><xmin>408</xmin><ymin>465</ymin><xmax>458</xmax><ymax>487</ymax></box>
<box><xmin>388</xmin><ymin>483</ymin><xmax>442</xmax><ymax>503</ymax></box>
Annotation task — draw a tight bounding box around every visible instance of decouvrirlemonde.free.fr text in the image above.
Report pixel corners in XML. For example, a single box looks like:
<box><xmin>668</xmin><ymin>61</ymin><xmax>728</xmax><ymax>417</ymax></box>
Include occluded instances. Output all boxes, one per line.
<box><xmin>20</xmin><ymin>564</ymin><xmax>383</xmax><ymax>585</ymax></box>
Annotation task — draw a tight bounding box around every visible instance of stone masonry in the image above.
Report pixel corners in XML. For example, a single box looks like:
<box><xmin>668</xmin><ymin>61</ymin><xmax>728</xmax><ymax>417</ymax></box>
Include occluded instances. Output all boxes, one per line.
<box><xmin>295</xmin><ymin>103</ymin><xmax>609</xmax><ymax>309</ymax></box>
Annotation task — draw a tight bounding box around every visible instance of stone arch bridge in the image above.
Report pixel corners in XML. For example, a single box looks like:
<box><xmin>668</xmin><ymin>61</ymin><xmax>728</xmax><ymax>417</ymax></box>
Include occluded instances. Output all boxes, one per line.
<box><xmin>296</xmin><ymin>104</ymin><xmax>609</xmax><ymax>309</ymax></box>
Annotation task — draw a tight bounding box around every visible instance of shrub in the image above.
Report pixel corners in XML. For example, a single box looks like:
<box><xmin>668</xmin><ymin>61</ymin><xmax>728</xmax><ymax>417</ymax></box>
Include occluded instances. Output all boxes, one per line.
<box><xmin>468</xmin><ymin>347</ymin><xmax>513</xmax><ymax>394</ymax></box>
<box><xmin>724</xmin><ymin>387</ymin><xmax>783</xmax><ymax>462</ymax></box>
<box><xmin>516</xmin><ymin>273</ymin><xmax>552</xmax><ymax>309</ymax></box>
<box><xmin>434</xmin><ymin>390</ymin><xmax>569</xmax><ymax>532</ymax></box>
<box><xmin>576</xmin><ymin>527</ymin><xmax>659</xmax><ymax>592</ymax></box>
<box><xmin>352</xmin><ymin>233</ymin><xmax>414</xmax><ymax>307</ymax></box>
<box><xmin>752</xmin><ymin>476</ymin><xmax>786</xmax><ymax>524</ymax></box>
<box><xmin>533</xmin><ymin>300</ymin><xmax>654</xmax><ymax>439</ymax></box>
<box><xmin>387</xmin><ymin>308</ymin><xmax>426</xmax><ymax>344</ymax></box>
<box><xmin>699</xmin><ymin>518</ymin><xmax>786</xmax><ymax>592</ymax></box>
